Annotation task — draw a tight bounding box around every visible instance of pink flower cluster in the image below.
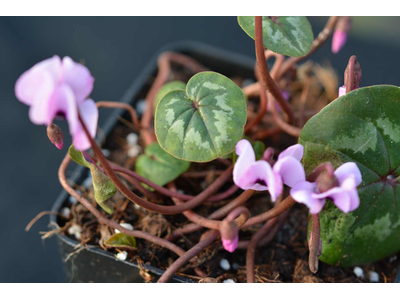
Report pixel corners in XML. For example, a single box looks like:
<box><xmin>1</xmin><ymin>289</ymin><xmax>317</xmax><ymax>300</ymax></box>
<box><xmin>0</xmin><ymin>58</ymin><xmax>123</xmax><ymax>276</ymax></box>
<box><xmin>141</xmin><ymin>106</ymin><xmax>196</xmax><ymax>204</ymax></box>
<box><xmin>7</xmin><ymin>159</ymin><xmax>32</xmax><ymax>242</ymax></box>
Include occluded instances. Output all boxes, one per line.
<box><xmin>226</xmin><ymin>139</ymin><xmax>362</xmax><ymax>252</ymax></box>
<box><xmin>233</xmin><ymin>139</ymin><xmax>361</xmax><ymax>214</ymax></box>
<box><xmin>15</xmin><ymin>56</ymin><xmax>98</xmax><ymax>150</ymax></box>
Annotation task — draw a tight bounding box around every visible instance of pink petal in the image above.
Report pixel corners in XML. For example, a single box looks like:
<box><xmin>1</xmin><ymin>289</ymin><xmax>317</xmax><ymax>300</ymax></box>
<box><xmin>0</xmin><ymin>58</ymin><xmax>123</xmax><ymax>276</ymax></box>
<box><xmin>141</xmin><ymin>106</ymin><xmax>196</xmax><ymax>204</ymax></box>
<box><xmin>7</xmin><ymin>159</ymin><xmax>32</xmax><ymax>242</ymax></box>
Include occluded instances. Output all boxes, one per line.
<box><xmin>290</xmin><ymin>181</ymin><xmax>325</xmax><ymax>214</ymax></box>
<box><xmin>332</xmin><ymin>30</ymin><xmax>347</xmax><ymax>54</ymax></box>
<box><xmin>15</xmin><ymin>56</ymin><xmax>61</xmax><ymax>106</ymax></box>
<box><xmin>27</xmin><ymin>75</ymin><xmax>56</xmax><ymax>125</ymax></box>
<box><xmin>73</xmin><ymin>99</ymin><xmax>98</xmax><ymax>151</ymax></box>
<box><xmin>62</xmin><ymin>57</ymin><xmax>94</xmax><ymax>103</ymax></box>
<box><xmin>334</xmin><ymin>162</ymin><xmax>362</xmax><ymax>186</ymax></box>
<box><xmin>318</xmin><ymin>187</ymin><xmax>352</xmax><ymax>213</ymax></box>
<box><xmin>278</xmin><ymin>144</ymin><xmax>304</xmax><ymax>161</ymax></box>
<box><xmin>233</xmin><ymin>139</ymin><xmax>256</xmax><ymax>185</ymax></box>
<box><xmin>236</xmin><ymin>160</ymin><xmax>271</xmax><ymax>192</ymax></box>
<box><xmin>338</xmin><ymin>86</ymin><xmax>346</xmax><ymax>97</ymax></box>
<box><xmin>273</xmin><ymin>156</ymin><xmax>306</xmax><ymax>188</ymax></box>
<box><xmin>340</xmin><ymin>175</ymin><xmax>360</xmax><ymax>211</ymax></box>
<box><xmin>222</xmin><ymin>236</ymin><xmax>238</xmax><ymax>253</ymax></box>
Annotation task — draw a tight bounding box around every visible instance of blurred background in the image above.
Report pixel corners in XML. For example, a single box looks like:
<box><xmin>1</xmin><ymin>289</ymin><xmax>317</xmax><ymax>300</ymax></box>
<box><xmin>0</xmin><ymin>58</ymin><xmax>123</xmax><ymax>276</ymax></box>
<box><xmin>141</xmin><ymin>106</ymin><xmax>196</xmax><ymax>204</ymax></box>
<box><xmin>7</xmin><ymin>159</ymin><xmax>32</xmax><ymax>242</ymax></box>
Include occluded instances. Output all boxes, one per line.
<box><xmin>1</xmin><ymin>16</ymin><xmax>400</xmax><ymax>282</ymax></box>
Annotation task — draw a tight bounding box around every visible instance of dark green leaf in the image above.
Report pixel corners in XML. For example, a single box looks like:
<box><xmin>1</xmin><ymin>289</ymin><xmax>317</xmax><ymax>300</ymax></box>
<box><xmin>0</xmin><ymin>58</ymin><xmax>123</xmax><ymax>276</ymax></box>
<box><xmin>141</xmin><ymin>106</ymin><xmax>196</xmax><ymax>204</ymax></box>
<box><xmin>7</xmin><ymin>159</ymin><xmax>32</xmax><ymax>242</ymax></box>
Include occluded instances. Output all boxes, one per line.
<box><xmin>155</xmin><ymin>72</ymin><xmax>247</xmax><ymax>162</ymax></box>
<box><xmin>136</xmin><ymin>142</ymin><xmax>190</xmax><ymax>187</ymax></box>
<box><xmin>238</xmin><ymin>16</ymin><xmax>313</xmax><ymax>57</ymax></box>
<box><xmin>300</xmin><ymin>85</ymin><xmax>400</xmax><ymax>267</ymax></box>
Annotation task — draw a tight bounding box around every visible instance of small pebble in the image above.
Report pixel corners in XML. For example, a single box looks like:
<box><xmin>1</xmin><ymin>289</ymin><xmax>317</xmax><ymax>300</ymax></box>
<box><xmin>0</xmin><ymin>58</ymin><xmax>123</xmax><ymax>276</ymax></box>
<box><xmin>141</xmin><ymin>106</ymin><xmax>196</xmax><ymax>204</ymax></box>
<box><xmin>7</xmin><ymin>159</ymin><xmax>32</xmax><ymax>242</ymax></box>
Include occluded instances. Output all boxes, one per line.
<box><xmin>220</xmin><ymin>259</ymin><xmax>231</xmax><ymax>271</ymax></box>
<box><xmin>223</xmin><ymin>279</ymin><xmax>235</xmax><ymax>283</ymax></box>
<box><xmin>101</xmin><ymin>149</ymin><xmax>111</xmax><ymax>157</ymax></box>
<box><xmin>136</xmin><ymin>99</ymin><xmax>147</xmax><ymax>115</ymax></box>
<box><xmin>353</xmin><ymin>267</ymin><xmax>364</xmax><ymax>278</ymax></box>
<box><xmin>61</xmin><ymin>207</ymin><xmax>71</xmax><ymax>218</ymax></box>
<box><xmin>116</xmin><ymin>251</ymin><xmax>128</xmax><ymax>261</ymax></box>
<box><xmin>232</xmin><ymin>263</ymin><xmax>239</xmax><ymax>270</ymax></box>
<box><xmin>128</xmin><ymin>145</ymin><xmax>141</xmax><ymax>158</ymax></box>
<box><xmin>369</xmin><ymin>271</ymin><xmax>379</xmax><ymax>282</ymax></box>
<box><xmin>67</xmin><ymin>224</ymin><xmax>82</xmax><ymax>240</ymax></box>
<box><xmin>126</xmin><ymin>133</ymin><xmax>138</xmax><ymax>146</ymax></box>
<box><xmin>115</xmin><ymin>223</ymin><xmax>134</xmax><ymax>233</ymax></box>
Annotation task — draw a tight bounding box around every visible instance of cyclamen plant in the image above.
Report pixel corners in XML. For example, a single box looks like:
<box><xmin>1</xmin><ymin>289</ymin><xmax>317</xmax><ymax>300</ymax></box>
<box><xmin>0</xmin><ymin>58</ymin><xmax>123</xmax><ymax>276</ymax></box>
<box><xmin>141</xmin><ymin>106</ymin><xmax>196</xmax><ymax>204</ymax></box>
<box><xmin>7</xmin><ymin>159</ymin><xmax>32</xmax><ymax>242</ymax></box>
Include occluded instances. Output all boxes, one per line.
<box><xmin>17</xmin><ymin>16</ymin><xmax>400</xmax><ymax>283</ymax></box>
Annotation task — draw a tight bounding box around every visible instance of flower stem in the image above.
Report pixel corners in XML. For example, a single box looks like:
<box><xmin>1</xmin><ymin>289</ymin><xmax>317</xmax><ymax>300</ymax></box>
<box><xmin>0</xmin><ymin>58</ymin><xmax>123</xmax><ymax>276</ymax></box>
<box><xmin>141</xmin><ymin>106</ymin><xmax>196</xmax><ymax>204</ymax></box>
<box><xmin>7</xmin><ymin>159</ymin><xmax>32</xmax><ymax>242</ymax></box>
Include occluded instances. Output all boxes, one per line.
<box><xmin>158</xmin><ymin>230</ymin><xmax>220</xmax><ymax>283</ymax></box>
<box><xmin>254</xmin><ymin>16</ymin><xmax>294</xmax><ymax>124</ymax></box>
<box><xmin>309</xmin><ymin>213</ymin><xmax>321</xmax><ymax>273</ymax></box>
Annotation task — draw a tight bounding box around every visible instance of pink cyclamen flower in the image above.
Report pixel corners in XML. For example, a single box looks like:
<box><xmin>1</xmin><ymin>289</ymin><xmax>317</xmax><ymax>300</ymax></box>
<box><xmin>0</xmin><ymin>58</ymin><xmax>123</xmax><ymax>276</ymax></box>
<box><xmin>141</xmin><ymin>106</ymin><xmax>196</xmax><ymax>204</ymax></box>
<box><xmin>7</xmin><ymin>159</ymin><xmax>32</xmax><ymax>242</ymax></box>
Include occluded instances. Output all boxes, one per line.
<box><xmin>338</xmin><ymin>86</ymin><xmax>346</xmax><ymax>97</ymax></box>
<box><xmin>332</xmin><ymin>30</ymin><xmax>347</xmax><ymax>54</ymax></box>
<box><xmin>233</xmin><ymin>139</ymin><xmax>306</xmax><ymax>201</ymax></box>
<box><xmin>15</xmin><ymin>55</ymin><xmax>98</xmax><ymax>150</ymax></box>
<box><xmin>290</xmin><ymin>162</ymin><xmax>362</xmax><ymax>214</ymax></box>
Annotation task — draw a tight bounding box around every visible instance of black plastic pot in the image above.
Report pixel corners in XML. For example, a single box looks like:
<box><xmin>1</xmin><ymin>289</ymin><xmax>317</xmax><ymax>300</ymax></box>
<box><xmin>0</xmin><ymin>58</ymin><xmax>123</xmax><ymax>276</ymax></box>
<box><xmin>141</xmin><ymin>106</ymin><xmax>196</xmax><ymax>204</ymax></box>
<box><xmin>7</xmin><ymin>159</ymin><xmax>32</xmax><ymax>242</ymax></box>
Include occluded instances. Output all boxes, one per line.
<box><xmin>50</xmin><ymin>41</ymin><xmax>256</xmax><ymax>283</ymax></box>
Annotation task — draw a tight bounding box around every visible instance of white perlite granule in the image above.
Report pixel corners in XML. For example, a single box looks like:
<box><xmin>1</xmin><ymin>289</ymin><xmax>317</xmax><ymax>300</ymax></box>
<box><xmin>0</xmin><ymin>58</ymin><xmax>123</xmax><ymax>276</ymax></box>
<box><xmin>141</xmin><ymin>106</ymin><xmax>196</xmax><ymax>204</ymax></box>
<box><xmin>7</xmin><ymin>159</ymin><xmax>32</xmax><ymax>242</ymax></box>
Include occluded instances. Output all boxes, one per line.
<box><xmin>115</xmin><ymin>223</ymin><xmax>134</xmax><ymax>233</ymax></box>
<box><xmin>116</xmin><ymin>251</ymin><xmax>128</xmax><ymax>261</ymax></box>
<box><xmin>219</xmin><ymin>259</ymin><xmax>230</xmax><ymax>271</ymax></box>
<box><xmin>127</xmin><ymin>133</ymin><xmax>138</xmax><ymax>146</ymax></box>
<box><xmin>353</xmin><ymin>267</ymin><xmax>364</xmax><ymax>278</ymax></box>
<box><xmin>369</xmin><ymin>271</ymin><xmax>379</xmax><ymax>282</ymax></box>
<box><xmin>67</xmin><ymin>224</ymin><xmax>82</xmax><ymax>240</ymax></box>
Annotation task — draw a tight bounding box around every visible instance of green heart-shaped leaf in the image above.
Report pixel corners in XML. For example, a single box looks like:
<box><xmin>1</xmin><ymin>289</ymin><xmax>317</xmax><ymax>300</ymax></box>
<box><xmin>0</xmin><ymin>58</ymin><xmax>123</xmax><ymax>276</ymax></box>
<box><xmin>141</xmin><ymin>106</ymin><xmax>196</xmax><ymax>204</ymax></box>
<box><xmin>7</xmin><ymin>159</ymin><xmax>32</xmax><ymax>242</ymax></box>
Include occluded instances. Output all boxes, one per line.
<box><xmin>105</xmin><ymin>233</ymin><xmax>137</xmax><ymax>249</ymax></box>
<box><xmin>237</xmin><ymin>16</ymin><xmax>313</xmax><ymax>57</ymax></box>
<box><xmin>300</xmin><ymin>85</ymin><xmax>400</xmax><ymax>267</ymax></box>
<box><xmin>153</xmin><ymin>81</ymin><xmax>186</xmax><ymax>114</ymax></box>
<box><xmin>69</xmin><ymin>145</ymin><xmax>117</xmax><ymax>214</ymax></box>
<box><xmin>136</xmin><ymin>142</ymin><xmax>190</xmax><ymax>187</ymax></box>
<box><xmin>155</xmin><ymin>71</ymin><xmax>247</xmax><ymax>162</ymax></box>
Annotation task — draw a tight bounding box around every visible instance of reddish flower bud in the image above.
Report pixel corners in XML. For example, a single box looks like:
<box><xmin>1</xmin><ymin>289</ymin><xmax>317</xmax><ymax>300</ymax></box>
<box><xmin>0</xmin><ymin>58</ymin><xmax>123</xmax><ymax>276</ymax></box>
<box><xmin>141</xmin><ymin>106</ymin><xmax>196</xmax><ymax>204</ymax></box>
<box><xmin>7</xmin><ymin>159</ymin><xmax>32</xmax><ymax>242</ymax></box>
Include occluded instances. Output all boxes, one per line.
<box><xmin>47</xmin><ymin>124</ymin><xmax>64</xmax><ymax>150</ymax></box>
<box><xmin>220</xmin><ymin>219</ymin><xmax>239</xmax><ymax>253</ymax></box>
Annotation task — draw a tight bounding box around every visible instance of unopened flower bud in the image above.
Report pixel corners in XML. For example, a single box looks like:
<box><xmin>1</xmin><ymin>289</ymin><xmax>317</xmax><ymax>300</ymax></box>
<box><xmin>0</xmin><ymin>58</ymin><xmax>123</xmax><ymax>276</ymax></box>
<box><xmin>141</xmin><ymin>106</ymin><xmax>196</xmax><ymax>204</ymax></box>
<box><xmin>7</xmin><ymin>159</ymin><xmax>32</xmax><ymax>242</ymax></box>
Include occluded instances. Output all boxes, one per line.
<box><xmin>332</xmin><ymin>17</ymin><xmax>351</xmax><ymax>54</ymax></box>
<box><xmin>47</xmin><ymin>124</ymin><xmax>64</xmax><ymax>150</ymax></box>
<box><xmin>220</xmin><ymin>220</ymin><xmax>239</xmax><ymax>253</ymax></box>
<box><xmin>345</xmin><ymin>55</ymin><xmax>362</xmax><ymax>91</ymax></box>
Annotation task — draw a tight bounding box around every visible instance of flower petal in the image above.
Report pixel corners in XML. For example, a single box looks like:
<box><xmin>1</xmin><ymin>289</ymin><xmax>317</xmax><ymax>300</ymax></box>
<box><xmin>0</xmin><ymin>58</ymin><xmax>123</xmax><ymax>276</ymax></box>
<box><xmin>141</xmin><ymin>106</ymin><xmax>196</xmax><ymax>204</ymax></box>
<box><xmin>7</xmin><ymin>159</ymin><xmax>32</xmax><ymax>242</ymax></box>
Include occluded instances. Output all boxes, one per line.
<box><xmin>317</xmin><ymin>186</ymin><xmax>352</xmax><ymax>213</ymax></box>
<box><xmin>62</xmin><ymin>56</ymin><xmax>94</xmax><ymax>103</ymax></box>
<box><xmin>334</xmin><ymin>162</ymin><xmax>362</xmax><ymax>186</ymax></box>
<box><xmin>73</xmin><ymin>99</ymin><xmax>99</xmax><ymax>151</ymax></box>
<box><xmin>15</xmin><ymin>56</ymin><xmax>61</xmax><ymax>106</ymax></box>
<box><xmin>278</xmin><ymin>144</ymin><xmax>304</xmax><ymax>161</ymax></box>
<box><xmin>273</xmin><ymin>156</ymin><xmax>306</xmax><ymax>188</ymax></box>
<box><xmin>332</xmin><ymin>30</ymin><xmax>347</xmax><ymax>54</ymax></box>
<box><xmin>338</xmin><ymin>86</ymin><xmax>346</xmax><ymax>97</ymax></box>
<box><xmin>233</xmin><ymin>139</ymin><xmax>256</xmax><ymax>185</ymax></box>
<box><xmin>222</xmin><ymin>236</ymin><xmax>238</xmax><ymax>253</ymax></box>
<box><xmin>340</xmin><ymin>175</ymin><xmax>360</xmax><ymax>211</ymax></box>
<box><xmin>290</xmin><ymin>181</ymin><xmax>325</xmax><ymax>214</ymax></box>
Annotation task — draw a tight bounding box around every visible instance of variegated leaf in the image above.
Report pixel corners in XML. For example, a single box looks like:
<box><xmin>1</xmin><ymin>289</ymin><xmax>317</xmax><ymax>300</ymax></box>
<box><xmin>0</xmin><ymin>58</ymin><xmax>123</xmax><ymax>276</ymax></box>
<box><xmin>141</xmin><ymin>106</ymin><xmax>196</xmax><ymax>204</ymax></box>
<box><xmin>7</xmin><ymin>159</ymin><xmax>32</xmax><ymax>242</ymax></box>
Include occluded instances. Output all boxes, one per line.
<box><xmin>300</xmin><ymin>85</ymin><xmax>400</xmax><ymax>267</ymax></box>
<box><xmin>238</xmin><ymin>16</ymin><xmax>313</xmax><ymax>57</ymax></box>
<box><xmin>153</xmin><ymin>81</ymin><xmax>186</xmax><ymax>114</ymax></box>
<box><xmin>155</xmin><ymin>72</ymin><xmax>247</xmax><ymax>162</ymax></box>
